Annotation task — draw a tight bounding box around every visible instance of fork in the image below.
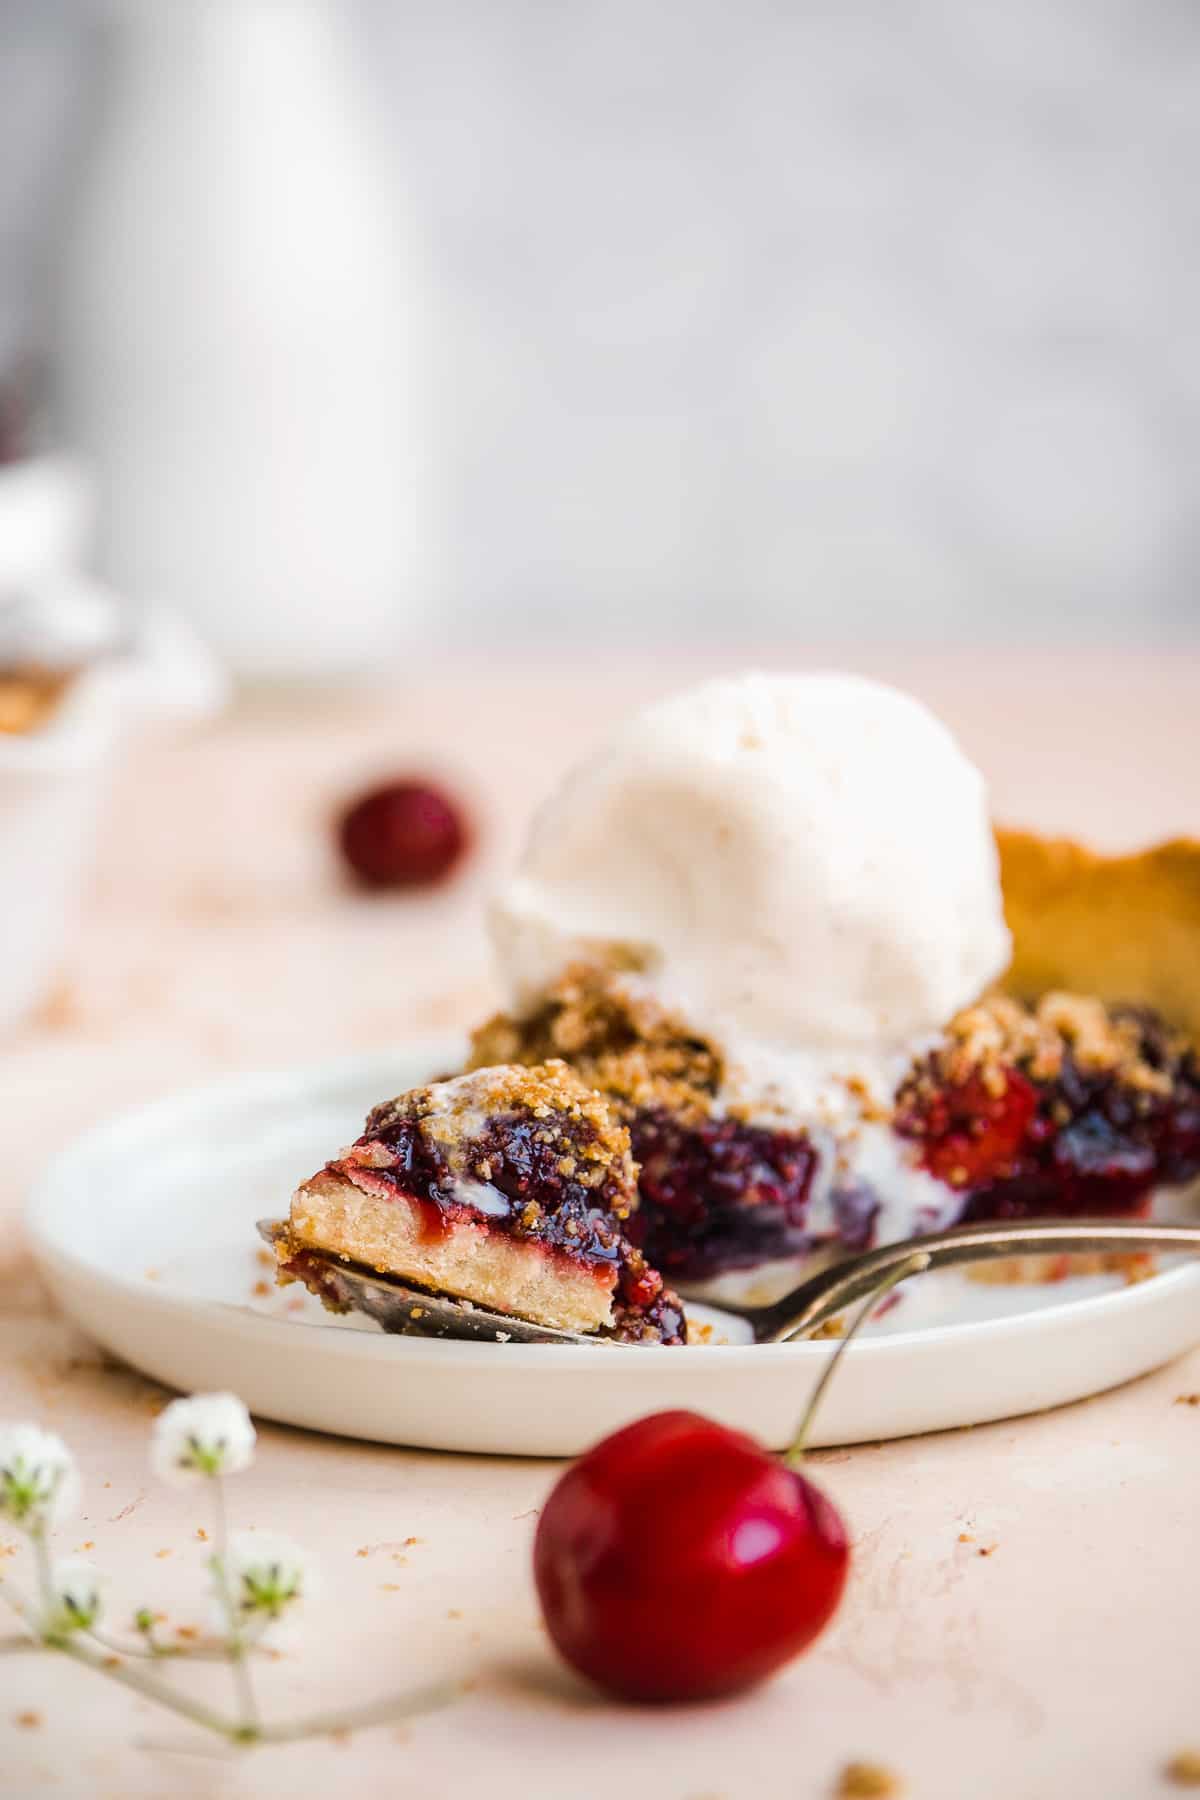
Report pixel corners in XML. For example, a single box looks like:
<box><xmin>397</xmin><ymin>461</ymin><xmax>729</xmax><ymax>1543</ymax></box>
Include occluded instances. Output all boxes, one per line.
<box><xmin>258</xmin><ymin>1217</ymin><xmax>1200</xmax><ymax>1345</ymax></box>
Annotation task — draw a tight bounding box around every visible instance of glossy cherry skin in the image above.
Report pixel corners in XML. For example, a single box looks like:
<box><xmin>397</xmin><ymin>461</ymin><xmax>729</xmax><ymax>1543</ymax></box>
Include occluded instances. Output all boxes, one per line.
<box><xmin>338</xmin><ymin>779</ymin><xmax>468</xmax><ymax>890</ymax></box>
<box><xmin>533</xmin><ymin>1409</ymin><xmax>849</xmax><ymax>1703</ymax></box>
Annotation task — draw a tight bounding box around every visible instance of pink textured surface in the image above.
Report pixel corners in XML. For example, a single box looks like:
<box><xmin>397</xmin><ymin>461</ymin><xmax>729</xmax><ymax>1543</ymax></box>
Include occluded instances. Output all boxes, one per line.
<box><xmin>3</xmin><ymin>653</ymin><xmax>1200</xmax><ymax>1798</ymax></box>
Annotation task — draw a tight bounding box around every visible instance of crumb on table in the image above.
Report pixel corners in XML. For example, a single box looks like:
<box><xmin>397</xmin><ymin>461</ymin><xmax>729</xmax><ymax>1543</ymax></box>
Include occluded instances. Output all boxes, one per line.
<box><xmin>835</xmin><ymin>1761</ymin><xmax>903</xmax><ymax>1797</ymax></box>
<box><xmin>1166</xmin><ymin>1750</ymin><xmax>1200</xmax><ymax>1787</ymax></box>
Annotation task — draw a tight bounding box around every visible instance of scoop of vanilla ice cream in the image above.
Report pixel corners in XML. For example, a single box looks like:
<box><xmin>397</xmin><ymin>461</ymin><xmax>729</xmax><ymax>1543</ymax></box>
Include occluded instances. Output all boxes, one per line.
<box><xmin>491</xmin><ymin>672</ymin><xmax>1011</xmax><ymax>1059</ymax></box>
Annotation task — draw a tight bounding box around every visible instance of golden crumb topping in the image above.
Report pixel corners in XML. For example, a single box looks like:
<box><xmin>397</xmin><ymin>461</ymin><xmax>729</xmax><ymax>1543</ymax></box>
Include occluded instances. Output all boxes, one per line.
<box><xmin>368</xmin><ymin>1059</ymin><xmax>638</xmax><ymax>1200</ymax></box>
<box><xmin>469</xmin><ymin>967</ymin><xmax>723</xmax><ymax>1123</ymax></box>
<box><xmin>938</xmin><ymin>989</ymin><xmax>1177</xmax><ymax>1097</ymax></box>
<box><xmin>473</xmin><ymin>972</ymin><xmax>1188</xmax><ymax>1148</ymax></box>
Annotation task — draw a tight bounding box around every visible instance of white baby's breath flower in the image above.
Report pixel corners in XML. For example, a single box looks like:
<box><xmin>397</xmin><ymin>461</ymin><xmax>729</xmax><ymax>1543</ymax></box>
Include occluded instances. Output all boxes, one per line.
<box><xmin>0</xmin><ymin>1424</ymin><xmax>80</xmax><ymax>1530</ymax></box>
<box><xmin>43</xmin><ymin>1558</ymin><xmax>107</xmax><ymax>1637</ymax></box>
<box><xmin>150</xmin><ymin>1393</ymin><xmax>256</xmax><ymax>1486</ymax></box>
<box><xmin>213</xmin><ymin>1531</ymin><xmax>314</xmax><ymax>1629</ymax></box>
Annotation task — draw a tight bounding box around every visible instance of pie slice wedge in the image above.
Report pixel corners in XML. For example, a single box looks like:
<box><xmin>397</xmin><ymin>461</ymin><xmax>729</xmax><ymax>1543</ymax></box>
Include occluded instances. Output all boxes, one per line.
<box><xmin>274</xmin><ymin>1059</ymin><xmax>686</xmax><ymax>1342</ymax></box>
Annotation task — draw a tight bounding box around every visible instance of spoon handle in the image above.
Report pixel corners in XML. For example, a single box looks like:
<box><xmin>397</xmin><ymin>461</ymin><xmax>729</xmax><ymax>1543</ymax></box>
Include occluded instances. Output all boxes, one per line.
<box><xmin>757</xmin><ymin>1219</ymin><xmax>1200</xmax><ymax>1344</ymax></box>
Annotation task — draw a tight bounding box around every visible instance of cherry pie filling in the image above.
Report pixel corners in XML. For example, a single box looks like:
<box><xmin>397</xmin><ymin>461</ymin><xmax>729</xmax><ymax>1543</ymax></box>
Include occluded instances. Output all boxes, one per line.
<box><xmin>281</xmin><ymin>976</ymin><xmax>1200</xmax><ymax>1334</ymax></box>
<box><xmin>895</xmin><ymin>1002</ymin><xmax>1200</xmax><ymax>1223</ymax></box>
<box><xmin>471</xmin><ymin>977</ymin><xmax>1200</xmax><ymax>1284</ymax></box>
<box><xmin>623</xmin><ymin>1109</ymin><xmax>820</xmax><ymax>1278</ymax></box>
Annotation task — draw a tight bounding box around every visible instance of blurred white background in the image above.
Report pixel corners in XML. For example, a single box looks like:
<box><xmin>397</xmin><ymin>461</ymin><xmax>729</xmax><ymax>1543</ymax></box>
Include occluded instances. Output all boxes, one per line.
<box><xmin>3</xmin><ymin>0</ymin><xmax>1198</xmax><ymax>650</ymax></box>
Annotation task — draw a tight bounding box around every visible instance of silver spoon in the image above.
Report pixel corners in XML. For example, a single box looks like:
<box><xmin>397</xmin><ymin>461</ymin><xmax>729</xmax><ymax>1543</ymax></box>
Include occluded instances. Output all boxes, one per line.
<box><xmin>259</xmin><ymin>1217</ymin><xmax>1200</xmax><ymax>1346</ymax></box>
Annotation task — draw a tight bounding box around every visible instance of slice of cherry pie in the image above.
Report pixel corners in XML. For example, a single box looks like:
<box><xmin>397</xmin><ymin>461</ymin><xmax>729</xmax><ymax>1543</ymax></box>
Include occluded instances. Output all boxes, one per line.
<box><xmin>275</xmin><ymin>1059</ymin><xmax>686</xmax><ymax>1342</ymax></box>
<box><xmin>275</xmin><ymin>828</ymin><xmax>1200</xmax><ymax>1337</ymax></box>
<box><xmin>467</xmin><ymin>831</ymin><xmax>1200</xmax><ymax>1284</ymax></box>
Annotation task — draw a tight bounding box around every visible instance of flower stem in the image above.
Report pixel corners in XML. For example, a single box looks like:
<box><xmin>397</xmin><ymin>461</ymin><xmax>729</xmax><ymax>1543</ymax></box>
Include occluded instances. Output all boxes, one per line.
<box><xmin>255</xmin><ymin>1678</ymin><xmax>460</xmax><ymax>1744</ymax></box>
<box><xmin>211</xmin><ymin>1477</ymin><xmax>258</xmax><ymax>1736</ymax></box>
<box><xmin>83</xmin><ymin>1626</ymin><xmax>166</xmax><ymax>1660</ymax></box>
<box><xmin>56</xmin><ymin>1633</ymin><xmax>242</xmax><ymax>1740</ymax></box>
<box><xmin>8</xmin><ymin>1573</ymin><xmax>458</xmax><ymax>1747</ymax></box>
<box><xmin>86</xmin><ymin>1622</ymin><xmax>221</xmax><ymax>1662</ymax></box>
<box><xmin>31</xmin><ymin>1525</ymin><xmax>54</xmax><ymax>1619</ymax></box>
<box><xmin>784</xmin><ymin>1250</ymin><xmax>931</xmax><ymax>1468</ymax></box>
<box><xmin>0</xmin><ymin>1579</ymin><xmax>36</xmax><ymax>1632</ymax></box>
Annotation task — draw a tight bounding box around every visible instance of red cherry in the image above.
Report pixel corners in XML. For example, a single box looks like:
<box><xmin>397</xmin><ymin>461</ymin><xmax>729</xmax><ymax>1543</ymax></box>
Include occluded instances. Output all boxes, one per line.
<box><xmin>533</xmin><ymin>1409</ymin><xmax>849</xmax><ymax>1703</ymax></box>
<box><xmin>338</xmin><ymin>780</ymin><xmax>468</xmax><ymax>890</ymax></box>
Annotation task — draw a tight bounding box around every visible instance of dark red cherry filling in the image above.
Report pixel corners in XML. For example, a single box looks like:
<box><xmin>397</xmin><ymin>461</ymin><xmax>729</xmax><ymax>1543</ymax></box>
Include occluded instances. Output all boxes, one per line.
<box><xmin>626</xmin><ymin>1109</ymin><xmax>819</xmax><ymax>1279</ymax></box>
<box><xmin>332</xmin><ymin>1067</ymin><xmax>686</xmax><ymax>1342</ymax></box>
<box><xmin>356</xmin><ymin>1102</ymin><xmax>628</xmax><ymax>1265</ymax></box>
<box><xmin>896</xmin><ymin>1010</ymin><xmax>1200</xmax><ymax>1222</ymax></box>
<box><xmin>629</xmin><ymin>1006</ymin><xmax>1200</xmax><ymax>1271</ymax></box>
<box><xmin>612</xmin><ymin>1249</ymin><xmax>687</xmax><ymax>1343</ymax></box>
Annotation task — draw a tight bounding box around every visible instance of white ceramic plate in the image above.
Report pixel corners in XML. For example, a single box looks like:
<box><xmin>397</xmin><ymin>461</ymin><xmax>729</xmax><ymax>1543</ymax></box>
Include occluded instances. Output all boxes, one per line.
<box><xmin>26</xmin><ymin>1041</ymin><xmax>1200</xmax><ymax>1456</ymax></box>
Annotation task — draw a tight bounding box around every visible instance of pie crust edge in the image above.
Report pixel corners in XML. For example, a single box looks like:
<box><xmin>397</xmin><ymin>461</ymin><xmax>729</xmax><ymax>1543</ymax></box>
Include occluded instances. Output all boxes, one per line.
<box><xmin>997</xmin><ymin>828</ymin><xmax>1200</xmax><ymax>1042</ymax></box>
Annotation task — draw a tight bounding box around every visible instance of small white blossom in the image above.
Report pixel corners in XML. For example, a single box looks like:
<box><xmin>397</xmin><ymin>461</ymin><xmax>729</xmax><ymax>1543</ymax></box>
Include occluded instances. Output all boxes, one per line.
<box><xmin>0</xmin><ymin>1424</ymin><xmax>80</xmax><ymax>1530</ymax></box>
<box><xmin>150</xmin><ymin>1393</ymin><xmax>256</xmax><ymax>1486</ymax></box>
<box><xmin>213</xmin><ymin>1531</ymin><xmax>313</xmax><ymax>1629</ymax></box>
<box><xmin>43</xmin><ymin>1559</ymin><xmax>107</xmax><ymax>1637</ymax></box>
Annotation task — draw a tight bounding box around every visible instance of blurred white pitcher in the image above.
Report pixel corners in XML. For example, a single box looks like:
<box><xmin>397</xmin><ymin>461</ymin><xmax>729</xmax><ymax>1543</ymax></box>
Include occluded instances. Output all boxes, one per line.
<box><xmin>51</xmin><ymin>0</ymin><xmax>437</xmax><ymax>678</ymax></box>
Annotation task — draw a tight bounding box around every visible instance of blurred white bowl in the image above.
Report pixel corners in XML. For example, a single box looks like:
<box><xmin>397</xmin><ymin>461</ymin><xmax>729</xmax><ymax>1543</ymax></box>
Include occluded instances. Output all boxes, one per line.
<box><xmin>0</xmin><ymin>454</ymin><xmax>94</xmax><ymax>593</ymax></box>
<box><xmin>0</xmin><ymin>603</ymin><xmax>227</xmax><ymax>1031</ymax></box>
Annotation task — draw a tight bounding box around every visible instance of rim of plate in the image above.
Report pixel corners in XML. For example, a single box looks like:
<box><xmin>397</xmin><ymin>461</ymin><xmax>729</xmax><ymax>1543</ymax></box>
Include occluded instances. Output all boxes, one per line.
<box><xmin>26</xmin><ymin>1039</ymin><xmax>1200</xmax><ymax>1370</ymax></box>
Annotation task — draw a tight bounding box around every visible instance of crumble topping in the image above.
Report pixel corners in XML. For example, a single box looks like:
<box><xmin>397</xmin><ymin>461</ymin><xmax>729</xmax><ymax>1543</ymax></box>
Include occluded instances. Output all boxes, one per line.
<box><xmin>476</xmin><ymin>974</ymin><xmax>1188</xmax><ymax>1134</ymax></box>
<box><xmin>470</xmin><ymin>967</ymin><xmax>723</xmax><ymax>1123</ymax></box>
<box><xmin>357</xmin><ymin>1060</ymin><xmax>639</xmax><ymax>1239</ymax></box>
<box><xmin>366</xmin><ymin>1061</ymin><xmax>637</xmax><ymax>1212</ymax></box>
<box><xmin>901</xmin><ymin>989</ymin><xmax>1183</xmax><ymax>1109</ymax></box>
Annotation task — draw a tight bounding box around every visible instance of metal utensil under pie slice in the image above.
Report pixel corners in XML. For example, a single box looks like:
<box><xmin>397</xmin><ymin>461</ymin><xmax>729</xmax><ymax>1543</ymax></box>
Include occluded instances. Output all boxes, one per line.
<box><xmin>257</xmin><ymin>1220</ymin><xmax>603</xmax><ymax>1345</ymax></box>
<box><xmin>258</xmin><ymin>1217</ymin><xmax>1200</xmax><ymax>1347</ymax></box>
